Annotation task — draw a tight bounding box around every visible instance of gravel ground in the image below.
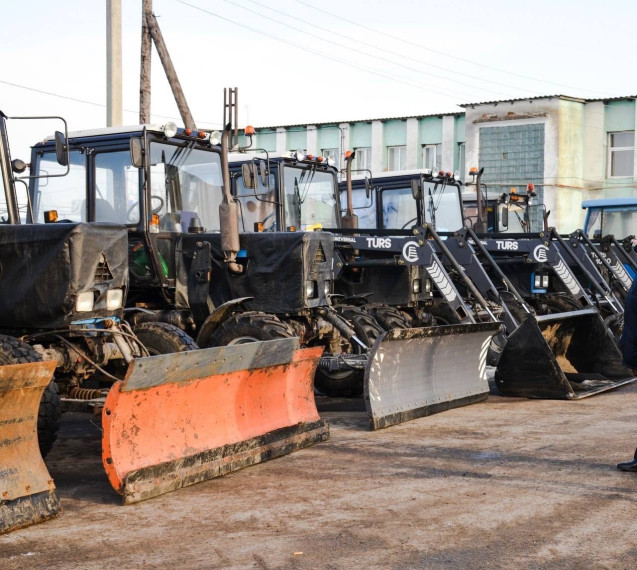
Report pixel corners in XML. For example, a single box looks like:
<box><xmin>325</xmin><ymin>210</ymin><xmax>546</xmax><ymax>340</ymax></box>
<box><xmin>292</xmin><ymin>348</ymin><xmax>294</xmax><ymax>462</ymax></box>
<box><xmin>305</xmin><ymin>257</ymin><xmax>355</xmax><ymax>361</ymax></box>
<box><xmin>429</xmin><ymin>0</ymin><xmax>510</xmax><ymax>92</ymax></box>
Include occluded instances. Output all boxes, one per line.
<box><xmin>2</xmin><ymin>378</ymin><xmax>636</xmax><ymax>569</ymax></box>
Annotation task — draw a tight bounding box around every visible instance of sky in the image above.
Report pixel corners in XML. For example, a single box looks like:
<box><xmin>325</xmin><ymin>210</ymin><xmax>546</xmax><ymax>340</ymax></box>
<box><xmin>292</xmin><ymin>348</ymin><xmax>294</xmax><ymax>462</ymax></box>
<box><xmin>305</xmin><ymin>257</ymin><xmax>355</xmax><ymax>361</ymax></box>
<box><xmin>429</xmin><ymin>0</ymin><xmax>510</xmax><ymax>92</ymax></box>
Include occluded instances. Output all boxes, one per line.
<box><xmin>1</xmin><ymin>0</ymin><xmax>636</xmax><ymax>159</ymax></box>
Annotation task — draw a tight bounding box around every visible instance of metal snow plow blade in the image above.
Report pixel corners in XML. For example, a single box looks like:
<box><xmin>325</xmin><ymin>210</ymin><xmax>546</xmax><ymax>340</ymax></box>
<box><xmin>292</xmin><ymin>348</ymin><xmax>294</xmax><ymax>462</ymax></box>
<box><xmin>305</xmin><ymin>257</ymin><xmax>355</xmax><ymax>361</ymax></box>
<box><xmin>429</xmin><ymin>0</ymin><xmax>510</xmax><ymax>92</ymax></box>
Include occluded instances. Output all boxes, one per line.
<box><xmin>103</xmin><ymin>338</ymin><xmax>328</xmax><ymax>504</ymax></box>
<box><xmin>365</xmin><ymin>323</ymin><xmax>500</xmax><ymax>430</ymax></box>
<box><xmin>495</xmin><ymin>309</ymin><xmax>636</xmax><ymax>399</ymax></box>
<box><xmin>0</xmin><ymin>361</ymin><xmax>60</xmax><ymax>534</ymax></box>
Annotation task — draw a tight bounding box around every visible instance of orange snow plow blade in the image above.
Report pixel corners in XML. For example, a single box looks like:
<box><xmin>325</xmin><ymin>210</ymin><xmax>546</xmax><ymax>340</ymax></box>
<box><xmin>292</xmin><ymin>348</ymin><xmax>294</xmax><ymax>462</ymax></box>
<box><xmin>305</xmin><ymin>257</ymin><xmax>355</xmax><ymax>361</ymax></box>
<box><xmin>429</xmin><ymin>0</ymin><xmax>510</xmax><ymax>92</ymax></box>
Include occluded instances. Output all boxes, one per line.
<box><xmin>0</xmin><ymin>361</ymin><xmax>60</xmax><ymax>534</ymax></box>
<box><xmin>102</xmin><ymin>338</ymin><xmax>328</xmax><ymax>504</ymax></box>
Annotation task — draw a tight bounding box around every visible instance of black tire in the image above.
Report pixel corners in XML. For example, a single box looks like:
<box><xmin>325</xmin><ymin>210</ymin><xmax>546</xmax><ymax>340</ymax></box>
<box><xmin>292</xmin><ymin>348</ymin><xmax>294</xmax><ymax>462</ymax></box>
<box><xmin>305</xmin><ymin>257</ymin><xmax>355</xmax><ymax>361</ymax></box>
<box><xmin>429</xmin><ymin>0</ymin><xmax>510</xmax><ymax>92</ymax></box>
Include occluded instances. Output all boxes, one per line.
<box><xmin>0</xmin><ymin>334</ymin><xmax>61</xmax><ymax>457</ymax></box>
<box><xmin>315</xmin><ymin>306</ymin><xmax>384</xmax><ymax>398</ymax></box>
<box><xmin>429</xmin><ymin>302</ymin><xmax>462</xmax><ymax>326</ymax></box>
<box><xmin>204</xmin><ymin>311</ymin><xmax>294</xmax><ymax>347</ymax></box>
<box><xmin>368</xmin><ymin>305</ymin><xmax>412</xmax><ymax>331</ymax></box>
<box><xmin>133</xmin><ymin>322</ymin><xmax>199</xmax><ymax>355</ymax></box>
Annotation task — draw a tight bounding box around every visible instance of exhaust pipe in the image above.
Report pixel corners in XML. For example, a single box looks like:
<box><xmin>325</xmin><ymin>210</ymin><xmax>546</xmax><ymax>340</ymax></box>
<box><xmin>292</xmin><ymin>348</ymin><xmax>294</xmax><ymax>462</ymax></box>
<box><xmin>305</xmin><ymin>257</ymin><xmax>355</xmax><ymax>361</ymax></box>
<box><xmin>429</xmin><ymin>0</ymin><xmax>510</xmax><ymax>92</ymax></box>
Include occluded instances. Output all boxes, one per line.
<box><xmin>219</xmin><ymin>123</ymin><xmax>243</xmax><ymax>274</ymax></box>
<box><xmin>341</xmin><ymin>150</ymin><xmax>358</xmax><ymax>230</ymax></box>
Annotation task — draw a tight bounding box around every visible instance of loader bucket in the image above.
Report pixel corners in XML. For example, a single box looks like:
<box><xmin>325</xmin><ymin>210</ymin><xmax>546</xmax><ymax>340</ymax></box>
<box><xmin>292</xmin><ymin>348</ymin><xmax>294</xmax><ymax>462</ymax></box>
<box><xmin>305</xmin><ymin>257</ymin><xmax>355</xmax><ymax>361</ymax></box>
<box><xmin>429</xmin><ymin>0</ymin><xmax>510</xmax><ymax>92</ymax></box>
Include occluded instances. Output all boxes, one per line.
<box><xmin>495</xmin><ymin>309</ymin><xmax>635</xmax><ymax>399</ymax></box>
<box><xmin>0</xmin><ymin>361</ymin><xmax>60</xmax><ymax>534</ymax></box>
<box><xmin>365</xmin><ymin>323</ymin><xmax>501</xmax><ymax>430</ymax></box>
<box><xmin>102</xmin><ymin>338</ymin><xmax>328</xmax><ymax>504</ymax></box>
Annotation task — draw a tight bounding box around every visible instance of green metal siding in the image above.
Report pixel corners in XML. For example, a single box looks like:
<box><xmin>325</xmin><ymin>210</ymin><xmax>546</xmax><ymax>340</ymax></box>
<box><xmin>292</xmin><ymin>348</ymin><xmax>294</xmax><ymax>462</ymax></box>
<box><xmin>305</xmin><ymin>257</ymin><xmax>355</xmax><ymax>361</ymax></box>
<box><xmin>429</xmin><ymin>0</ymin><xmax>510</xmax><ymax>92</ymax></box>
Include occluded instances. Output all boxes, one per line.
<box><xmin>605</xmin><ymin>100</ymin><xmax>636</xmax><ymax>133</ymax></box>
<box><xmin>418</xmin><ymin>117</ymin><xmax>442</xmax><ymax>145</ymax></box>
<box><xmin>384</xmin><ymin>120</ymin><xmax>407</xmax><ymax>146</ymax></box>
<box><xmin>286</xmin><ymin>130</ymin><xmax>307</xmax><ymax>151</ymax></box>
<box><xmin>257</xmin><ymin>131</ymin><xmax>276</xmax><ymax>152</ymax></box>
<box><xmin>454</xmin><ymin>116</ymin><xmax>466</xmax><ymax>144</ymax></box>
<box><xmin>317</xmin><ymin>126</ymin><xmax>340</xmax><ymax>151</ymax></box>
<box><xmin>350</xmin><ymin>123</ymin><xmax>372</xmax><ymax>148</ymax></box>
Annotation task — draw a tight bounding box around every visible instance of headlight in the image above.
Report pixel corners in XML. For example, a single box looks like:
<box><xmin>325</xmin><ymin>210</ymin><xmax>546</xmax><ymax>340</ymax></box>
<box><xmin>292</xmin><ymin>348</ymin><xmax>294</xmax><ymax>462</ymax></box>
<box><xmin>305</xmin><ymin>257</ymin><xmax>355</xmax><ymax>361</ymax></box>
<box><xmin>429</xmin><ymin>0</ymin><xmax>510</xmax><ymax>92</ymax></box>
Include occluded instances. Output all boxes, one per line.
<box><xmin>305</xmin><ymin>280</ymin><xmax>317</xmax><ymax>299</ymax></box>
<box><xmin>326</xmin><ymin>157</ymin><xmax>336</xmax><ymax>167</ymax></box>
<box><xmin>324</xmin><ymin>281</ymin><xmax>331</xmax><ymax>296</ymax></box>
<box><xmin>425</xmin><ymin>279</ymin><xmax>433</xmax><ymax>293</ymax></box>
<box><xmin>534</xmin><ymin>274</ymin><xmax>542</xmax><ymax>288</ymax></box>
<box><xmin>209</xmin><ymin>130</ymin><xmax>222</xmax><ymax>145</ymax></box>
<box><xmin>412</xmin><ymin>279</ymin><xmax>421</xmax><ymax>293</ymax></box>
<box><xmin>106</xmin><ymin>289</ymin><xmax>124</xmax><ymax>311</ymax></box>
<box><xmin>295</xmin><ymin>150</ymin><xmax>306</xmax><ymax>162</ymax></box>
<box><xmin>163</xmin><ymin>122</ymin><xmax>178</xmax><ymax>138</ymax></box>
<box><xmin>542</xmin><ymin>275</ymin><xmax>549</xmax><ymax>288</ymax></box>
<box><xmin>75</xmin><ymin>291</ymin><xmax>94</xmax><ymax>312</ymax></box>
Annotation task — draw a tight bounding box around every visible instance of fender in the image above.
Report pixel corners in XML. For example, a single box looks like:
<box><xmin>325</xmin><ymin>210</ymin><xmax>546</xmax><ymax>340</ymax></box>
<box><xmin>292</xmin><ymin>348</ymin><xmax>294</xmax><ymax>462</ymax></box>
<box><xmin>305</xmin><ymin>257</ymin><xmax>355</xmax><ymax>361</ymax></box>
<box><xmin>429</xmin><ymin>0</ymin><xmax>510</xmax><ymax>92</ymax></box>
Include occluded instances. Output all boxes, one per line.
<box><xmin>196</xmin><ymin>297</ymin><xmax>253</xmax><ymax>347</ymax></box>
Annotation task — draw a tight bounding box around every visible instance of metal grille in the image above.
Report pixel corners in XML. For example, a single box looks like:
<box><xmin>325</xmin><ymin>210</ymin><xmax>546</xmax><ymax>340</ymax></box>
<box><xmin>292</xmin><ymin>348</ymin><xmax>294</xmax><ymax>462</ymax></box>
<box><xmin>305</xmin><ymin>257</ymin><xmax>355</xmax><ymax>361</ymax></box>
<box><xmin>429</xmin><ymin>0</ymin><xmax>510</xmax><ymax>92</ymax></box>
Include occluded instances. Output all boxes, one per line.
<box><xmin>94</xmin><ymin>256</ymin><xmax>113</xmax><ymax>282</ymax></box>
<box><xmin>314</xmin><ymin>244</ymin><xmax>326</xmax><ymax>264</ymax></box>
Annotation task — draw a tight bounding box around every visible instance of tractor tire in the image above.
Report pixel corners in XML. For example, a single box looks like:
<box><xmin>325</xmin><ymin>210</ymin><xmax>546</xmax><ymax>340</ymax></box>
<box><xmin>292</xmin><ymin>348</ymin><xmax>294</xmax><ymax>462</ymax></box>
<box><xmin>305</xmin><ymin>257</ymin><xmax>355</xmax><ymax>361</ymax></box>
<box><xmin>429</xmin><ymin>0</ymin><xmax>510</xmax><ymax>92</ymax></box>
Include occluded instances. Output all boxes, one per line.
<box><xmin>429</xmin><ymin>302</ymin><xmax>462</xmax><ymax>326</ymax></box>
<box><xmin>204</xmin><ymin>311</ymin><xmax>294</xmax><ymax>347</ymax></box>
<box><xmin>0</xmin><ymin>334</ymin><xmax>61</xmax><ymax>457</ymax></box>
<box><xmin>133</xmin><ymin>322</ymin><xmax>199</xmax><ymax>355</ymax></box>
<box><xmin>368</xmin><ymin>305</ymin><xmax>412</xmax><ymax>331</ymax></box>
<box><xmin>315</xmin><ymin>306</ymin><xmax>384</xmax><ymax>398</ymax></box>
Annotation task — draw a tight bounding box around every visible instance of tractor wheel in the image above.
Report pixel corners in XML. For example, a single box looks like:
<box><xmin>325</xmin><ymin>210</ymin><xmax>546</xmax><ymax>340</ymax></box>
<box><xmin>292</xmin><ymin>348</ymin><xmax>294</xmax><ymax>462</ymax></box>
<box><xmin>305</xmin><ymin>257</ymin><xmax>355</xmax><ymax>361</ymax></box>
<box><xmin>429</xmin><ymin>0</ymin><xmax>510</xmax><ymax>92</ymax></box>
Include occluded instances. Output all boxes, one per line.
<box><xmin>133</xmin><ymin>322</ymin><xmax>199</xmax><ymax>355</ymax></box>
<box><xmin>315</xmin><ymin>306</ymin><xmax>384</xmax><ymax>398</ymax></box>
<box><xmin>429</xmin><ymin>302</ymin><xmax>462</xmax><ymax>326</ymax></box>
<box><xmin>0</xmin><ymin>334</ymin><xmax>61</xmax><ymax>457</ymax></box>
<box><xmin>368</xmin><ymin>305</ymin><xmax>412</xmax><ymax>331</ymax></box>
<box><xmin>204</xmin><ymin>311</ymin><xmax>294</xmax><ymax>346</ymax></box>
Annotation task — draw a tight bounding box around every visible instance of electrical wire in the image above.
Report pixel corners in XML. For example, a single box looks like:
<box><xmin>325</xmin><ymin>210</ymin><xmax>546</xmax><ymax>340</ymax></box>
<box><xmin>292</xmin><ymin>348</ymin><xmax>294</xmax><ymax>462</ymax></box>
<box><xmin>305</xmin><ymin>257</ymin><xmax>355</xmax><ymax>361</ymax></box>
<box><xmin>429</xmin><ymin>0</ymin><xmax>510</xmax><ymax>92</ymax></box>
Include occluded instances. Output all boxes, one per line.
<box><xmin>294</xmin><ymin>0</ymin><xmax>613</xmax><ymax>98</ymax></box>
<box><xmin>220</xmin><ymin>0</ymin><xmax>522</xmax><ymax>99</ymax></box>
<box><xmin>0</xmin><ymin>79</ymin><xmax>223</xmax><ymax>128</ymax></box>
<box><xmin>175</xmin><ymin>0</ymin><xmax>477</xmax><ymax>101</ymax></box>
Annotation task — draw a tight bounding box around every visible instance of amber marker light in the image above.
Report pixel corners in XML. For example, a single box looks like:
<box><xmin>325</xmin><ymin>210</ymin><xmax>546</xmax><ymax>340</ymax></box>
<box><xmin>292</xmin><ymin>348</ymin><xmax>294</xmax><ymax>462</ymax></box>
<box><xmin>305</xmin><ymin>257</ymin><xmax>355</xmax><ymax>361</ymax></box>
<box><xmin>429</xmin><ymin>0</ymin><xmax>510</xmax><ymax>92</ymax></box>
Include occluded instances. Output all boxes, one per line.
<box><xmin>245</xmin><ymin>125</ymin><xmax>256</xmax><ymax>136</ymax></box>
<box><xmin>44</xmin><ymin>210</ymin><xmax>58</xmax><ymax>223</ymax></box>
<box><xmin>185</xmin><ymin>129</ymin><xmax>192</xmax><ymax>136</ymax></box>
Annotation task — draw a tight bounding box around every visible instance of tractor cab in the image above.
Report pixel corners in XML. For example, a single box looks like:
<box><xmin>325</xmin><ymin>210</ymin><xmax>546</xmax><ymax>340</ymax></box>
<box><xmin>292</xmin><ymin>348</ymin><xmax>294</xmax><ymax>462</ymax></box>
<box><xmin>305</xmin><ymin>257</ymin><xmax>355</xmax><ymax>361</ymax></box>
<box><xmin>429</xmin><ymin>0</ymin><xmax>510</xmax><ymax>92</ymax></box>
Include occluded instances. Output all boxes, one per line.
<box><xmin>230</xmin><ymin>150</ymin><xmax>340</xmax><ymax>232</ymax></box>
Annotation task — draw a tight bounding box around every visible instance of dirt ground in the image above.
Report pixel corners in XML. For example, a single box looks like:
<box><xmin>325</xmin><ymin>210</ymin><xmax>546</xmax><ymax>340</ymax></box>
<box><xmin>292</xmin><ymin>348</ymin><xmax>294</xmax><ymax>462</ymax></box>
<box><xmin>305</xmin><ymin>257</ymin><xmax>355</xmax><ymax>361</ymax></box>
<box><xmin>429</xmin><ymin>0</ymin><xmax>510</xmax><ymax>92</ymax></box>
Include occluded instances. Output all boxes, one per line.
<box><xmin>2</xmin><ymin>377</ymin><xmax>636</xmax><ymax>569</ymax></box>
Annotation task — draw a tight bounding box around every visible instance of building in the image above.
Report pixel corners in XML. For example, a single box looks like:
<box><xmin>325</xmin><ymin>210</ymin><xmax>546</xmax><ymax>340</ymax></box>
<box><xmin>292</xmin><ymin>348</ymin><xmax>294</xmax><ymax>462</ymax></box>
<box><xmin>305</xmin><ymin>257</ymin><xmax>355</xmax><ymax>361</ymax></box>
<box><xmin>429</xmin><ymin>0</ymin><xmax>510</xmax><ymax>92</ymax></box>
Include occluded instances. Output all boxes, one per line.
<box><xmin>252</xmin><ymin>95</ymin><xmax>637</xmax><ymax>232</ymax></box>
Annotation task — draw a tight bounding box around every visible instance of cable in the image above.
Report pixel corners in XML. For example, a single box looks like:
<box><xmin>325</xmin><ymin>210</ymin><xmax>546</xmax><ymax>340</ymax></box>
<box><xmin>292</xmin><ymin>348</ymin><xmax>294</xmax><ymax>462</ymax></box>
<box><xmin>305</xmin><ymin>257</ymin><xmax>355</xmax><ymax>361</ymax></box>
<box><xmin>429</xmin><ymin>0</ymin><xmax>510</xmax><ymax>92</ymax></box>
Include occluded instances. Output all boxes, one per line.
<box><xmin>295</xmin><ymin>0</ymin><xmax>613</xmax><ymax>98</ymax></box>
<box><xmin>0</xmin><ymin>79</ymin><xmax>223</xmax><ymax>128</ymax></box>
<box><xmin>221</xmin><ymin>0</ymin><xmax>523</xmax><ymax>99</ymax></box>
<box><xmin>175</xmin><ymin>0</ymin><xmax>478</xmax><ymax>101</ymax></box>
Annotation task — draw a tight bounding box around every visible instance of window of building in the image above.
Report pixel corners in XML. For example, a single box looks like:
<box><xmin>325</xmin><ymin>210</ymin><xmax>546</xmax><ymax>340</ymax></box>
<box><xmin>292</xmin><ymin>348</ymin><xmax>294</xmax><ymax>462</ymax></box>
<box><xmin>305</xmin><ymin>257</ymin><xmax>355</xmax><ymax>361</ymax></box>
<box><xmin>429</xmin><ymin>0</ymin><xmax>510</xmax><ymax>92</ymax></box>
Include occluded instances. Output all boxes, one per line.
<box><xmin>322</xmin><ymin>148</ymin><xmax>340</xmax><ymax>170</ymax></box>
<box><xmin>608</xmin><ymin>131</ymin><xmax>634</xmax><ymax>177</ymax></box>
<box><xmin>422</xmin><ymin>144</ymin><xmax>442</xmax><ymax>171</ymax></box>
<box><xmin>387</xmin><ymin>146</ymin><xmax>406</xmax><ymax>171</ymax></box>
<box><xmin>353</xmin><ymin>147</ymin><xmax>371</xmax><ymax>171</ymax></box>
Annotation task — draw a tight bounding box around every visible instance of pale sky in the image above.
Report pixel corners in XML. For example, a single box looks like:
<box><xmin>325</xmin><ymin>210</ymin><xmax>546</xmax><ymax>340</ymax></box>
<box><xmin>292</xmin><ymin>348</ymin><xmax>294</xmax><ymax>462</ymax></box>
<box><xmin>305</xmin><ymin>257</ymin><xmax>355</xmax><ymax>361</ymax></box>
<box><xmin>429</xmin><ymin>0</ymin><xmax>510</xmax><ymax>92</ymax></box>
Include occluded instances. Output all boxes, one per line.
<box><xmin>1</xmin><ymin>0</ymin><xmax>635</xmax><ymax>158</ymax></box>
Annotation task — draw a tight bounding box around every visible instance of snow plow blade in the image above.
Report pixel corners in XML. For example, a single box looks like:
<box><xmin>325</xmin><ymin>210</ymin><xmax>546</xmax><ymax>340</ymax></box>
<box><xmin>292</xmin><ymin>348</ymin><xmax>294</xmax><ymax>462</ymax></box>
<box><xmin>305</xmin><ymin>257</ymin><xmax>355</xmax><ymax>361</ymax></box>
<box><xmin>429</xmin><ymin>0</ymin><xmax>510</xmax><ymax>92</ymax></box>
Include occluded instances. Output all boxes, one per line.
<box><xmin>365</xmin><ymin>323</ymin><xmax>500</xmax><ymax>430</ymax></box>
<box><xmin>495</xmin><ymin>309</ymin><xmax>636</xmax><ymax>399</ymax></box>
<box><xmin>0</xmin><ymin>361</ymin><xmax>60</xmax><ymax>534</ymax></box>
<box><xmin>102</xmin><ymin>338</ymin><xmax>328</xmax><ymax>504</ymax></box>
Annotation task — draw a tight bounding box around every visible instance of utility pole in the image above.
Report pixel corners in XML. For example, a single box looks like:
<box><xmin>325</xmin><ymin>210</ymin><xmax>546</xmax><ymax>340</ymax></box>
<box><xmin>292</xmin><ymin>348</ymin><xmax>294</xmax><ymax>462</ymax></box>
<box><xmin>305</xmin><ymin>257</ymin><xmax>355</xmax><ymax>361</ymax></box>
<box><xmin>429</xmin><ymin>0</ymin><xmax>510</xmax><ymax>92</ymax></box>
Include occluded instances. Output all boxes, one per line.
<box><xmin>140</xmin><ymin>0</ymin><xmax>152</xmax><ymax>123</ymax></box>
<box><xmin>106</xmin><ymin>0</ymin><xmax>123</xmax><ymax>127</ymax></box>
<box><xmin>145</xmin><ymin>10</ymin><xmax>196</xmax><ymax>130</ymax></box>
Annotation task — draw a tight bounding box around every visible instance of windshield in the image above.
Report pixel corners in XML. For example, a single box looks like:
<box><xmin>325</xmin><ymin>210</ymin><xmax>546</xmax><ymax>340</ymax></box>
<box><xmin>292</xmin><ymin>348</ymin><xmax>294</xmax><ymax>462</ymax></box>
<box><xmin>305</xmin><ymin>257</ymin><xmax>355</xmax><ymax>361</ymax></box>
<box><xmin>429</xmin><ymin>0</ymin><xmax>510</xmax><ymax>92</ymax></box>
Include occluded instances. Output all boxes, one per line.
<box><xmin>381</xmin><ymin>186</ymin><xmax>417</xmax><ymax>229</ymax></box>
<box><xmin>234</xmin><ymin>169</ymin><xmax>277</xmax><ymax>232</ymax></box>
<box><xmin>282</xmin><ymin>165</ymin><xmax>338</xmax><ymax>230</ymax></box>
<box><xmin>31</xmin><ymin>149</ymin><xmax>87</xmax><ymax>223</ymax></box>
<box><xmin>586</xmin><ymin>206</ymin><xmax>637</xmax><ymax>239</ymax></box>
<box><xmin>422</xmin><ymin>181</ymin><xmax>463</xmax><ymax>232</ymax></box>
<box><xmin>149</xmin><ymin>142</ymin><xmax>223</xmax><ymax>232</ymax></box>
<box><xmin>339</xmin><ymin>186</ymin><xmax>377</xmax><ymax>228</ymax></box>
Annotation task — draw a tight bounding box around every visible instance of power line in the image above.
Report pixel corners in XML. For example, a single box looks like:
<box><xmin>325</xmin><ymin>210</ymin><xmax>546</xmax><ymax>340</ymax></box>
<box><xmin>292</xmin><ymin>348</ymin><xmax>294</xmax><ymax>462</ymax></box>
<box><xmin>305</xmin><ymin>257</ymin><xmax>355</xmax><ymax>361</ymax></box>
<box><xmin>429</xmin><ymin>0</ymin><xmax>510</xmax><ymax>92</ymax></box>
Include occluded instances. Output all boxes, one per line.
<box><xmin>175</xmin><ymin>0</ymin><xmax>481</xmax><ymax>101</ymax></box>
<box><xmin>0</xmin><ymin>79</ymin><xmax>222</xmax><ymax>127</ymax></box>
<box><xmin>222</xmin><ymin>0</ymin><xmax>523</xmax><ymax>99</ymax></box>
<box><xmin>295</xmin><ymin>0</ymin><xmax>612</xmax><ymax>98</ymax></box>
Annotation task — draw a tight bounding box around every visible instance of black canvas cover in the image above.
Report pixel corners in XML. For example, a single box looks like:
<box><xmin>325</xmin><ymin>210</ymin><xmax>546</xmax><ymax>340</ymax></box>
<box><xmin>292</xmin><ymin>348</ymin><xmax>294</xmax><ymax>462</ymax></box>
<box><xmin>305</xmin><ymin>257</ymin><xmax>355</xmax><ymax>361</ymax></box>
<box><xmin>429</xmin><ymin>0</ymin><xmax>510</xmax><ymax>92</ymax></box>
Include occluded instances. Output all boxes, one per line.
<box><xmin>0</xmin><ymin>223</ymin><xmax>128</xmax><ymax>330</ymax></box>
<box><xmin>178</xmin><ymin>231</ymin><xmax>333</xmax><ymax>314</ymax></box>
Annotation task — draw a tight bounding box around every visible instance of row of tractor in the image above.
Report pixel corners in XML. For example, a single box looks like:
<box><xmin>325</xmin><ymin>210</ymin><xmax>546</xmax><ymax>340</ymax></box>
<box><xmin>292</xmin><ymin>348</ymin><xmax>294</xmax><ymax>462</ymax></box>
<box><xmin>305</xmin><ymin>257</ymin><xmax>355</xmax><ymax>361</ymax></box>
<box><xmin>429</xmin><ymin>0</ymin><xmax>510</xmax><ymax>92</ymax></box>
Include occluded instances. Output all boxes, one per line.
<box><xmin>1</xmin><ymin>110</ymin><xmax>635</xmax><ymax>534</ymax></box>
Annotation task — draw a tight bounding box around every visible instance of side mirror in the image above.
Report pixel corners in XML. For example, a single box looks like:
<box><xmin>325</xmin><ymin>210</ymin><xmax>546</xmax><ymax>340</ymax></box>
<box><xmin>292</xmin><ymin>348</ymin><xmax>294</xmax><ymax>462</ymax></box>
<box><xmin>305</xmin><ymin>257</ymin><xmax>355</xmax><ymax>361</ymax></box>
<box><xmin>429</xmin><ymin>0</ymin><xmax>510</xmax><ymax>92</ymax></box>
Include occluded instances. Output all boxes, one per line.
<box><xmin>411</xmin><ymin>179</ymin><xmax>423</xmax><ymax>200</ymax></box>
<box><xmin>241</xmin><ymin>163</ymin><xmax>258</xmax><ymax>189</ymax></box>
<box><xmin>364</xmin><ymin>177</ymin><xmax>371</xmax><ymax>199</ymax></box>
<box><xmin>130</xmin><ymin>137</ymin><xmax>144</xmax><ymax>168</ymax></box>
<box><xmin>258</xmin><ymin>160</ymin><xmax>268</xmax><ymax>187</ymax></box>
<box><xmin>498</xmin><ymin>203</ymin><xmax>509</xmax><ymax>230</ymax></box>
<box><xmin>54</xmin><ymin>131</ymin><xmax>68</xmax><ymax>167</ymax></box>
